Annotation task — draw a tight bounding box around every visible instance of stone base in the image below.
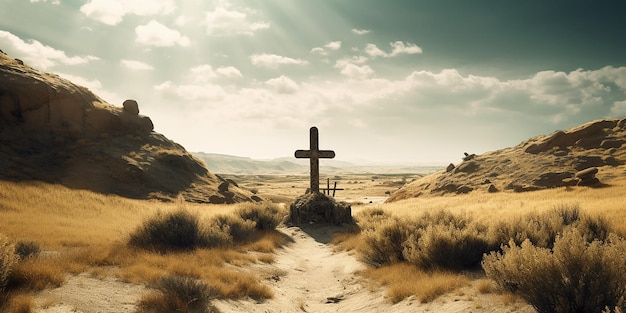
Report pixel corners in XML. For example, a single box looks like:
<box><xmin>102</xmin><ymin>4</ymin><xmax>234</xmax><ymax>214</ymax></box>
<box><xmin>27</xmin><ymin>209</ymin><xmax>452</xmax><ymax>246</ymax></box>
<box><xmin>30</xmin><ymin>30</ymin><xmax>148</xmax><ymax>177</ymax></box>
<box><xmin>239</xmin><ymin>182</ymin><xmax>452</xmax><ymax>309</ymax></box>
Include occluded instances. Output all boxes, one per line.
<box><xmin>289</xmin><ymin>192</ymin><xmax>354</xmax><ymax>226</ymax></box>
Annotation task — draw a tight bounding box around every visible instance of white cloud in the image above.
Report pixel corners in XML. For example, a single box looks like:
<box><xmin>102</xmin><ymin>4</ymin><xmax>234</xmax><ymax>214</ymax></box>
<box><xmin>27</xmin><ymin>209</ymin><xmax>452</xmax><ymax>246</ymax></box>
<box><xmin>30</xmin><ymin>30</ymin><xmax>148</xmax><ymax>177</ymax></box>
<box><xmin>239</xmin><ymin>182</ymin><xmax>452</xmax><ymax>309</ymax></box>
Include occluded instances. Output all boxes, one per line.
<box><xmin>339</xmin><ymin>64</ymin><xmax>374</xmax><ymax>79</ymax></box>
<box><xmin>364</xmin><ymin>42</ymin><xmax>422</xmax><ymax>58</ymax></box>
<box><xmin>155</xmin><ymin>80</ymin><xmax>225</xmax><ymax>102</ymax></box>
<box><xmin>0</xmin><ymin>30</ymin><xmax>99</xmax><ymax>69</ymax></box>
<box><xmin>135</xmin><ymin>20</ymin><xmax>190</xmax><ymax>47</ymax></box>
<box><xmin>310</xmin><ymin>47</ymin><xmax>326</xmax><ymax>55</ymax></box>
<box><xmin>266</xmin><ymin>75</ymin><xmax>299</xmax><ymax>93</ymax></box>
<box><xmin>250</xmin><ymin>53</ymin><xmax>308</xmax><ymax>68</ymax></box>
<box><xmin>325</xmin><ymin>41</ymin><xmax>342</xmax><ymax>50</ymax></box>
<box><xmin>56</xmin><ymin>72</ymin><xmax>122</xmax><ymax>105</ymax></box>
<box><xmin>205</xmin><ymin>6</ymin><xmax>270</xmax><ymax>36</ymax></box>
<box><xmin>121</xmin><ymin>59</ymin><xmax>154</xmax><ymax>70</ymax></box>
<box><xmin>189</xmin><ymin>64</ymin><xmax>217</xmax><ymax>82</ymax></box>
<box><xmin>311</xmin><ymin>41</ymin><xmax>342</xmax><ymax>56</ymax></box>
<box><xmin>30</xmin><ymin>0</ymin><xmax>60</xmax><ymax>4</ymax></box>
<box><xmin>80</xmin><ymin>0</ymin><xmax>175</xmax><ymax>25</ymax></box>
<box><xmin>352</xmin><ymin>28</ymin><xmax>370</xmax><ymax>35</ymax></box>
<box><xmin>364</xmin><ymin>44</ymin><xmax>387</xmax><ymax>58</ymax></box>
<box><xmin>609</xmin><ymin>100</ymin><xmax>626</xmax><ymax>117</ymax></box>
<box><xmin>390</xmin><ymin>41</ymin><xmax>422</xmax><ymax>56</ymax></box>
<box><xmin>216</xmin><ymin>66</ymin><xmax>242</xmax><ymax>78</ymax></box>
<box><xmin>335</xmin><ymin>56</ymin><xmax>368</xmax><ymax>69</ymax></box>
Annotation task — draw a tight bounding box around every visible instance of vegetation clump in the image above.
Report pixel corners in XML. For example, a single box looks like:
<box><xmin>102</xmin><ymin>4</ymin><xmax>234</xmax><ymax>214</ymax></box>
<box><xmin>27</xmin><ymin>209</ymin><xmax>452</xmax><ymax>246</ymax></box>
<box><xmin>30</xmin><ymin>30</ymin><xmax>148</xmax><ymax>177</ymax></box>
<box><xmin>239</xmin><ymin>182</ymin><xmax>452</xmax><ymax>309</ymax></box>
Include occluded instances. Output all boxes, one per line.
<box><xmin>358</xmin><ymin>210</ymin><xmax>490</xmax><ymax>270</ymax></box>
<box><xmin>129</xmin><ymin>209</ymin><xmax>207</xmax><ymax>253</ymax></box>
<box><xmin>137</xmin><ymin>275</ymin><xmax>220</xmax><ymax>313</ymax></box>
<box><xmin>0</xmin><ymin>234</ymin><xmax>18</xmax><ymax>303</ymax></box>
<box><xmin>354</xmin><ymin>204</ymin><xmax>626</xmax><ymax>307</ymax></box>
<box><xmin>236</xmin><ymin>203</ymin><xmax>287</xmax><ymax>230</ymax></box>
<box><xmin>483</xmin><ymin>230</ymin><xmax>626</xmax><ymax>313</ymax></box>
<box><xmin>128</xmin><ymin>204</ymin><xmax>288</xmax><ymax>253</ymax></box>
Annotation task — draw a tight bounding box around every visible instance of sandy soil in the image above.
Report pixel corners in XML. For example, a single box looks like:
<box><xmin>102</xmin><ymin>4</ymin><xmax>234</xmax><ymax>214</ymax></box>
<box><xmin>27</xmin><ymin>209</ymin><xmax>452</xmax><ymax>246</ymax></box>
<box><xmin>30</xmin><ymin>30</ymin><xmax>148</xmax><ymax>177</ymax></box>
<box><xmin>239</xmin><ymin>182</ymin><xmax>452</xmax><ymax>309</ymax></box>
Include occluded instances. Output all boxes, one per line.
<box><xmin>214</xmin><ymin>225</ymin><xmax>535</xmax><ymax>313</ymax></box>
<box><xmin>34</xmin><ymin>273</ymin><xmax>146</xmax><ymax>312</ymax></box>
<box><xmin>32</xmin><ymin>226</ymin><xmax>534</xmax><ymax>313</ymax></box>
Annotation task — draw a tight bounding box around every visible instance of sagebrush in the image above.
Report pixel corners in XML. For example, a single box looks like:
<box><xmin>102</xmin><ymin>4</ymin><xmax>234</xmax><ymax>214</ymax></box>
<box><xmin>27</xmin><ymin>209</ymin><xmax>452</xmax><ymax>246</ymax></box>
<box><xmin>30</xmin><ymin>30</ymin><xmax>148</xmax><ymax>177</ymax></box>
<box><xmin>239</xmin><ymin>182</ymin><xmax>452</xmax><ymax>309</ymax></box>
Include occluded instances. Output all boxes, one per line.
<box><xmin>137</xmin><ymin>275</ymin><xmax>220</xmax><ymax>313</ymax></box>
<box><xmin>483</xmin><ymin>229</ymin><xmax>626</xmax><ymax>313</ymax></box>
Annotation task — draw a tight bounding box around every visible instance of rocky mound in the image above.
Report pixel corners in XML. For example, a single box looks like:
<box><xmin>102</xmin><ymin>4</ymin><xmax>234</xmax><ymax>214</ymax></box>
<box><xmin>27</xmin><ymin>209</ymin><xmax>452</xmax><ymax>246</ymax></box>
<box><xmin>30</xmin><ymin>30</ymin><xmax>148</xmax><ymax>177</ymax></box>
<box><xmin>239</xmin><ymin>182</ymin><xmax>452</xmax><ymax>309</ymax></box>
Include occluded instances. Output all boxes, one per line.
<box><xmin>387</xmin><ymin>118</ymin><xmax>626</xmax><ymax>202</ymax></box>
<box><xmin>0</xmin><ymin>51</ymin><xmax>256</xmax><ymax>203</ymax></box>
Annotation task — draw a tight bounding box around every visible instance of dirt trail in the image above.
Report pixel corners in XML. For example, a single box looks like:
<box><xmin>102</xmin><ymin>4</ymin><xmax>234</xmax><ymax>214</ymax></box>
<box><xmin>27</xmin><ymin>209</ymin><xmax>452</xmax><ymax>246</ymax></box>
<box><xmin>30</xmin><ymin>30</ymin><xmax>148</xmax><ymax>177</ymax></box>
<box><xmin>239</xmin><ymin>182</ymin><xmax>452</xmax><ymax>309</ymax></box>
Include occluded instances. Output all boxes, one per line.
<box><xmin>214</xmin><ymin>226</ymin><xmax>534</xmax><ymax>313</ymax></box>
<box><xmin>214</xmin><ymin>225</ymin><xmax>395</xmax><ymax>313</ymax></box>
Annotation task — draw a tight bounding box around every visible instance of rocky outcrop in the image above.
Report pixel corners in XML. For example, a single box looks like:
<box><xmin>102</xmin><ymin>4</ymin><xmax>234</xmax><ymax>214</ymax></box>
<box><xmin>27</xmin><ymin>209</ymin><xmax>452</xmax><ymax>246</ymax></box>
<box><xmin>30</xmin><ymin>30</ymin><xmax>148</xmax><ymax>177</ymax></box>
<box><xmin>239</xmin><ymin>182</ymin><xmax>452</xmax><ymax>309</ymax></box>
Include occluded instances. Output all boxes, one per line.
<box><xmin>0</xmin><ymin>52</ymin><xmax>255</xmax><ymax>203</ymax></box>
<box><xmin>387</xmin><ymin>118</ymin><xmax>626</xmax><ymax>202</ymax></box>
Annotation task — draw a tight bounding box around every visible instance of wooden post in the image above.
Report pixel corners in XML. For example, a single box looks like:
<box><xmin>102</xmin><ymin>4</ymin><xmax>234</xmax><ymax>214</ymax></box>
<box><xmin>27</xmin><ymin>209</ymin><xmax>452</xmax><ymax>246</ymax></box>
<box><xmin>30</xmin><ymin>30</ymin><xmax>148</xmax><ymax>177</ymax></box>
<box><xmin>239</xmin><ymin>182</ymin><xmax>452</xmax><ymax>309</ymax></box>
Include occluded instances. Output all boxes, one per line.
<box><xmin>294</xmin><ymin>127</ymin><xmax>335</xmax><ymax>193</ymax></box>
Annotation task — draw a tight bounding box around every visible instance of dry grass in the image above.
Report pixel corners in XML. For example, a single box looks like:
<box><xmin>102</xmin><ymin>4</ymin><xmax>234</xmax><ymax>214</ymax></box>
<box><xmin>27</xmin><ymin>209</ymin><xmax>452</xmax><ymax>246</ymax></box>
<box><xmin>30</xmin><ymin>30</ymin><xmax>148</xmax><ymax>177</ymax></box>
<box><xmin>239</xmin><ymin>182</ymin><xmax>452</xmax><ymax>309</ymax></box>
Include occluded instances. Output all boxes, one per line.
<box><xmin>0</xmin><ymin>181</ymin><xmax>286</xmax><ymax>311</ymax></box>
<box><xmin>1</xmin><ymin>293</ymin><xmax>34</xmax><ymax>313</ymax></box>
<box><xmin>362</xmin><ymin>263</ymin><xmax>469</xmax><ymax>303</ymax></box>
<box><xmin>0</xmin><ymin>181</ymin><xmax>233</xmax><ymax>250</ymax></box>
<box><xmin>380</xmin><ymin>177</ymin><xmax>626</xmax><ymax>237</ymax></box>
<box><xmin>344</xmin><ymin>178</ymin><xmax>626</xmax><ymax>305</ymax></box>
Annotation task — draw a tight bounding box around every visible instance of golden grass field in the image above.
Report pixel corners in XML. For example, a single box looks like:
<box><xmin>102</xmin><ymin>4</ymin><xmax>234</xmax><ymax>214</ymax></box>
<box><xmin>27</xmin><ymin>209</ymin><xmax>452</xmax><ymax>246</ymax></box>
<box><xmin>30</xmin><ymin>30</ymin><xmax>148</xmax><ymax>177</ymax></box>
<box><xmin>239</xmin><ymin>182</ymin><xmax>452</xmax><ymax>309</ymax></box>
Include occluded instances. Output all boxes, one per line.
<box><xmin>1</xmin><ymin>172</ymin><xmax>626</xmax><ymax>312</ymax></box>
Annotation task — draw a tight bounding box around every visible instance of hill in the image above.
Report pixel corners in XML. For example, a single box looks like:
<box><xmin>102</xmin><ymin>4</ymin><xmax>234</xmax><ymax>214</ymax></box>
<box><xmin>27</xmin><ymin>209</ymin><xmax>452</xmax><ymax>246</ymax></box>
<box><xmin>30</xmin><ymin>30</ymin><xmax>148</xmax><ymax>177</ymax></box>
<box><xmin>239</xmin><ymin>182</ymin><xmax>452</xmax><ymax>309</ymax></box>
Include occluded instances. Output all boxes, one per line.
<box><xmin>0</xmin><ymin>50</ymin><xmax>255</xmax><ymax>203</ymax></box>
<box><xmin>387</xmin><ymin>118</ymin><xmax>626</xmax><ymax>202</ymax></box>
<box><xmin>194</xmin><ymin>152</ymin><xmax>443</xmax><ymax>175</ymax></box>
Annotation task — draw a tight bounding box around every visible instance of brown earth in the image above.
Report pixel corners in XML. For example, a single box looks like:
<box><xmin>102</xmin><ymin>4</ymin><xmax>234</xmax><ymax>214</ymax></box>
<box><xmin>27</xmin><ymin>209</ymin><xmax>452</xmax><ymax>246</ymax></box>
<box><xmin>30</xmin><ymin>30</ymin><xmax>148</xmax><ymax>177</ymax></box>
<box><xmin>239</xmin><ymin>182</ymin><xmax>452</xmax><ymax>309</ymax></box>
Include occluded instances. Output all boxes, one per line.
<box><xmin>0</xmin><ymin>51</ymin><xmax>255</xmax><ymax>203</ymax></box>
<box><xmin>387</xmin><ymin>118</ymin><xmax>626</xmax><ymax>202</ymax></box>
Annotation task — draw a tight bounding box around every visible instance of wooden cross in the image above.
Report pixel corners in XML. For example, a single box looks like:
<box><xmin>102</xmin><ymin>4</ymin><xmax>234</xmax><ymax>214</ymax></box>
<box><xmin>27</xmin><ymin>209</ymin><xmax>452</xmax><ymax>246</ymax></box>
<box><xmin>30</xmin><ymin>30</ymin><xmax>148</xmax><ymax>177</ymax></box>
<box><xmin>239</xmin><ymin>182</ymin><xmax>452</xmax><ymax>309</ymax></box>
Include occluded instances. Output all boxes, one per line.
<box><xmin>321</xmin><ymin>178</ymin><xmax>344</xmax><ymax>197</ymax></box>
<box><xmin>295</xmin><ymin>126</ymin><xmax>335</xmax><ymax>193</ymax></box>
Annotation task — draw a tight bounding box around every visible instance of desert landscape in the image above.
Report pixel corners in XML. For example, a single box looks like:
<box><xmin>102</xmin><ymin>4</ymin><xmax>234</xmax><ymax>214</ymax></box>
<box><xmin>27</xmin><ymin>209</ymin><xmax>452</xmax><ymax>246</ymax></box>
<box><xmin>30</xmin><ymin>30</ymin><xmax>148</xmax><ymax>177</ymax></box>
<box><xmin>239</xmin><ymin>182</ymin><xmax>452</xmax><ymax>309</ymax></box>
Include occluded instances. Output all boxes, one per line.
<box><xmin>2</xmin><ymin>2</ymin><xmax>626</xmax><ymax>311</ymax></box>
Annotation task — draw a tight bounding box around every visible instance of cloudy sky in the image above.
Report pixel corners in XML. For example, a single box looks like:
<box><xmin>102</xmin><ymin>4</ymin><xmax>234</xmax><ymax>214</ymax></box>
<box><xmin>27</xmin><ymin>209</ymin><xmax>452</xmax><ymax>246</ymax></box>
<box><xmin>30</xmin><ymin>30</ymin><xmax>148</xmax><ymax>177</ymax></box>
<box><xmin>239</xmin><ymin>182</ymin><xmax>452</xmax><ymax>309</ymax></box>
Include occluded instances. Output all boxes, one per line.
<box><xmin>1</xmin><ymin>0</ymin><xmax>625</xmax><ymax>165</ymax></box>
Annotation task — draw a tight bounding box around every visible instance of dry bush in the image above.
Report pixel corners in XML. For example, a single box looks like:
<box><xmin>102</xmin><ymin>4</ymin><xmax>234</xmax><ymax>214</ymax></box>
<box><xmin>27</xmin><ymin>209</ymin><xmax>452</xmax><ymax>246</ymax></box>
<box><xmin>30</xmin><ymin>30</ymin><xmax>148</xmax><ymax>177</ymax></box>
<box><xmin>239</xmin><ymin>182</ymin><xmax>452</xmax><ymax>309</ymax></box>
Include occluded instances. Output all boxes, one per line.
<box><xmin>360</xmin><ymin>218</ymin><xmax>413</xmax><ymax>267</ymax></box>
<box><xmin>359</xmin><ymin>209</ymin><xmax>489</xmax><ymax>270</ymax></box>
<box><xmin>137</xmin><ymin>275</ymin><xmax>220</xmax><ymax>313</ymax></box>
<box><xmin>129</xmin><ymin>209</ymin><xmax>207</xmax><ymax>253</ymax></box>
<box><xmin>362</xmin><ymin>263</ymin><xmax>469</xmax><ymax>303</ymax></box>
<box><xmin>206</xmin><ymin>270</ymin><xmax>274</xmax><ymax>301</ymax></box>
<box><xmin>235</xmin><ymin>203</ymin><xmax>287</xmax><ymax>230</ymax></box>
<box><xmin>208</xmin><ymin>215</ymin><xmax>256</xmax><ymax>244</ymax></box>
<box><xmin>403</xmin><ymin>223</ymin><xmax>489</xmax><ymax>270</ymax></box>
<box><xmin>488</xmin><ymin>204</ymin><xmax>612</xmax><ymax>250</ymax></box>
<box><xmin>475</xmin><ymin>279</ymin><xmax>498</xmax><ymax>294</ymax></box>
<box><xmin>483</xmin><ymin>229</ymin><xmax>626</xmax><ymax>313</ymax></box>
<box><xmin>413</xmin><ymin>210</ymin><xmax>471</xmax><ymax>230</ymax></box>
<box><xmin>14</xmin><ymin>242</ymin><xmax>40</xmax><ymax>260</ymax></box>
<box><xmin>7</xmin><ymin>257</ymin><xmax>65</xmax><ymax>291</ymax></box>
<box><xmin>354</xmin><ymin>207</ymin><xmax>391</xmax><ymax>231</ymax></box>
<box><xmin>0</xmin><ymin>235</ymin><xmax>17</xmax><ymax>293</ymax></box>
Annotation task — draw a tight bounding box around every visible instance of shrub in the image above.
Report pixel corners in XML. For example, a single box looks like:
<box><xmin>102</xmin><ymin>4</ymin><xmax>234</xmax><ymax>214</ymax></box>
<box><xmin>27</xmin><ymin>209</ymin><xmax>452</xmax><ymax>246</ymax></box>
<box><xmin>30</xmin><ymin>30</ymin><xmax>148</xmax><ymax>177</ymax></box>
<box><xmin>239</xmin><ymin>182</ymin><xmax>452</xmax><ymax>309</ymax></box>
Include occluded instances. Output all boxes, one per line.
<box><xmin>1</xmin><ymin>235</ymin><xmax>18</xmax><ymax>293</ymax></box>
<box><xmin>360</xmin><ymin>218</ymin><xmax>413</xmax><ymax>267</ymax></box>
<box><xmin>236</xmin><ymin>203</ymin><xmax>287</xmax><ymax>230</ymax></box>
<box><xmin>209</xmin><ymin>215</ymin><xmax>256</xmax><ymax>244</ymax></box>
<box><xmin>14</xmin><ymin>241</ymin><xmax>40</xmax><ymax>260</ymax></box>
<box><xmin>129</xmin><ymin>209</ymin><xmax>205</xmax><ymax>253</ymax></box>
<box><xmin>137</xmin><ymin>275</ymin><xmax>220</xmax><ymax>313</ymax></box>
<box><xmin>355</xmin><ymin>207</ymin><xmax>392</xmax><ymax>232</ymax></box>
<box><xmin>403</xmin><ymin>224</ymin><xmax>490</xmax><ymax>270</ymax></box>
<box><xmin>483</xmin><ymin>230</ymin><xmax>626</xmax><ymax>313</ymax></box>
<box><xmin>488</xmin><ymin>204</ymin><xmax>612</xmax><ymax>250</ymax></box>
<box><xmin>415</xmin><ymin>210</ymin><xmax>470</xmax><ymax>230</ymax></box>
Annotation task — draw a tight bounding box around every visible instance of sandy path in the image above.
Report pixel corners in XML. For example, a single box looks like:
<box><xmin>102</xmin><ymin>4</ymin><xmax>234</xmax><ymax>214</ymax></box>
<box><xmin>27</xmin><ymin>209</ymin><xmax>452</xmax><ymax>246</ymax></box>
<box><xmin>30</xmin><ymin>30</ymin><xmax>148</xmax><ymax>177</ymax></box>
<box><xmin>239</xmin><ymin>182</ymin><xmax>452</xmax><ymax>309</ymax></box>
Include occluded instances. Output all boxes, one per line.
<box><xmin>214</xmin><ymin>225</ymin><xmax>393</xmax><ymax>313</ymax></box>
<box><xmin>215</xmin><ymin>225</ymin><xmax>535</xmax><ymax>313</ymax></box>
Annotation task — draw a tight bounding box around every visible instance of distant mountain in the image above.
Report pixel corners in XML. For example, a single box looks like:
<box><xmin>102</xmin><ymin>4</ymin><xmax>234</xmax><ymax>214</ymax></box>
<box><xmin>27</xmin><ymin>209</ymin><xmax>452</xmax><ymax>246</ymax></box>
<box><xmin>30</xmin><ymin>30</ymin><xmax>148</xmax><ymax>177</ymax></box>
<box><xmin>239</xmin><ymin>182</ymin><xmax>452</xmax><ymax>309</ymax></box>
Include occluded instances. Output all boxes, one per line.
<box><xmin>194</xmin><ymin>153</ymin><xmax>308</xmax><ymax>174</ymax></box>
<box><xmin>193</xmin><ymin>152</ymin><xmax>443</xmax><ymax>175</ymax></box>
